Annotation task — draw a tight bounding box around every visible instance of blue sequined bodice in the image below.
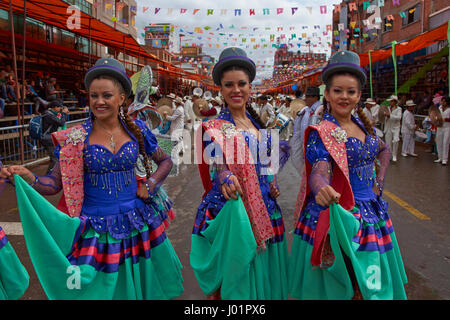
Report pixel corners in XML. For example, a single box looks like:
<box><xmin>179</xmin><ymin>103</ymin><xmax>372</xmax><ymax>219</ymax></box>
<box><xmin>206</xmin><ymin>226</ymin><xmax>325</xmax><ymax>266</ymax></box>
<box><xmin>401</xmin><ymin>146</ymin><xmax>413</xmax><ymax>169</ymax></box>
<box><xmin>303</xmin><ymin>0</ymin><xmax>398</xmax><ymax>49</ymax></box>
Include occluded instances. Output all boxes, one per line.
<box><xmin>82</xmin><ymin>140</ymin><xmax>140</xmax><ymax>215</ymax></box>
<box><xmin>346</xmin><ymin>135</ymin><xmax>379</xmax><ymax>200</ymax></box>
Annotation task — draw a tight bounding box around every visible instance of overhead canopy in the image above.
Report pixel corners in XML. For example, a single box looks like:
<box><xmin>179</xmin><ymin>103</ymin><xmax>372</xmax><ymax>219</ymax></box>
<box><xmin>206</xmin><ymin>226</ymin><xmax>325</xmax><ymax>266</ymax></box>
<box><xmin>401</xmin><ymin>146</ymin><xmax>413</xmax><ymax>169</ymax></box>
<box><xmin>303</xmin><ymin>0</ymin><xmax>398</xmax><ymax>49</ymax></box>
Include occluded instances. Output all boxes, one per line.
<box><xmin>264</xmin><ymin>21</ymin><xmax>449</xmax><ymax>93</ymax></box>
<box><xmin>359</xmin><ymin>21</ymin><xmax>448</xmax><ymax>66</ymax></box>
<box><xmin>0</xmin><ymin>0</ymin><xmax>217</xmax><ymax>85</ymax></box>
<box><xmin>0</xmin><ymin>0</ymin><xmax>167</xmax><ymax>65</ymax></box>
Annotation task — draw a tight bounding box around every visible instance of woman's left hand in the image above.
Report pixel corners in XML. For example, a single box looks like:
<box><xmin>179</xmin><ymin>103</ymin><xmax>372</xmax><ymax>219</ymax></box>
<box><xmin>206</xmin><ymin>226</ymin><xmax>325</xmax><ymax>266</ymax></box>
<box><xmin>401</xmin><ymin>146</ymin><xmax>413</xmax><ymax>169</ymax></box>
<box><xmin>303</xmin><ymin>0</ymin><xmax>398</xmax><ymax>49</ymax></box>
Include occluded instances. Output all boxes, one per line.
<box><xmin>136</xmin><ymin>180</ymin><xmax>149</xmax><ymax>200</ymax></box>
<box><xmin>269</xmin><ymin>182</ymin><xmax>280</xmax><ymax>198</ymax></box>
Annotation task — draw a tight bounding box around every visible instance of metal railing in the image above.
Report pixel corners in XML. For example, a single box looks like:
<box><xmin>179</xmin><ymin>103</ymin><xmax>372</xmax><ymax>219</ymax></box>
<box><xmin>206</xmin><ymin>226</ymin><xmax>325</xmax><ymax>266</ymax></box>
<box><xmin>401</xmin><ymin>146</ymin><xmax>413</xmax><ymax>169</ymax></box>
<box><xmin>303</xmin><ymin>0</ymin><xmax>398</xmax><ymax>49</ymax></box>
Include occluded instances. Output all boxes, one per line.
<box><xmin>0</xmin><ymin>118</ymin><xmax>88</xmax><ymax>166</ymax></box>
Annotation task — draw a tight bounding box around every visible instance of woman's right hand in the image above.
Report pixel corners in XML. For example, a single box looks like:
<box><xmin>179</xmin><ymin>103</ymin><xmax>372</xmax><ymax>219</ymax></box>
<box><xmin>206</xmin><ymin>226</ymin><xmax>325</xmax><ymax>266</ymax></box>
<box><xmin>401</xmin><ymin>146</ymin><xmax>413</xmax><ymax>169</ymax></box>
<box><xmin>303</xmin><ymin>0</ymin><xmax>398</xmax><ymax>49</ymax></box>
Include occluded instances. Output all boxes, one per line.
<box><xmin>221</xmin><ymin>174</ymin><xmax>244</xmax><ymax>201</ymax></box>
<box><xmin>0</xmin><ymin>165</ymin><xmax>35</xmax><ymax>185</ymax></box>
<box><xmin>315</xmin><ymin>185</ymin><xmax>341</xmax><ymax>207</ymax></box>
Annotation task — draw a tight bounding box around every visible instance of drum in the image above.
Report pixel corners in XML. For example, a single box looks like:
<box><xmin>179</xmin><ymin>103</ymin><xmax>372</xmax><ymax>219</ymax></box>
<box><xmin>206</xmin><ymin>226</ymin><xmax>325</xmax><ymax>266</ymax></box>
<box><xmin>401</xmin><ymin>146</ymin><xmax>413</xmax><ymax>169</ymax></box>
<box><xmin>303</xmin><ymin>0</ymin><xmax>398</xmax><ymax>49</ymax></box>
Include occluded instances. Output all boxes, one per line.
<box><xmin>378</xmin><ymin>105</ymin><xmax>389</xmax><ymax>124</ymax></box>
<box><xmin>274</xmin><ymin>113</ymin><xmax>290</xmax><ymax>132</ymax></box>
<box><xmin>261</xmin><ymin>111</ymin><xmax>276</xmax><ymax>128</ymax></box>
<box><xmin>193</xmin><ymin>98</ymin><xmax>209</xmax><ymax>119</ymax></box>
<box><xmin>374</xmin><ymin>127</ymin><xmax>383</xmax><ymax>138</ymax></box>
<box><xmin>290</xmin><ymin>98</ymin><xmax>306</xmax><ymax>119</ymax></box>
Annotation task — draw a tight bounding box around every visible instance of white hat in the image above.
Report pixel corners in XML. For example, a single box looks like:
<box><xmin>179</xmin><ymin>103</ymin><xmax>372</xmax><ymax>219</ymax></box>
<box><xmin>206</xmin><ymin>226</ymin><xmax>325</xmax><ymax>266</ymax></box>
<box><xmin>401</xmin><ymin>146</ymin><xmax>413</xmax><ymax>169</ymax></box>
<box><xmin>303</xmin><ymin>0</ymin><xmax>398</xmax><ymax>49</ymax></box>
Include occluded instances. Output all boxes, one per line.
<box><xmin>405</xmin><ymin>99</ymin><xmax>416</xmax><ymax>107</ymax></box>
<box><xmin>193</xmin><ymin>87</ymin><xmax>203</xmax><ymax>97</ymax></box>
<box><xmin>174</xmin><ymin>97</ymin><xmax>184</xmax><ymax>105</ymax></box>
<box><xmin>364</xmin><ymin>98</ymin><xmax>376</xmax><ymax>105</ymax></box>
<box><xmin>167</xmin><ymin>93</ymin><xmax>176</xmax><ymax>99</ymax></box>
<box><xmin>387</xmin><ymin>95</ymin><xmax>398</xmax><ymax>102</ymax></box>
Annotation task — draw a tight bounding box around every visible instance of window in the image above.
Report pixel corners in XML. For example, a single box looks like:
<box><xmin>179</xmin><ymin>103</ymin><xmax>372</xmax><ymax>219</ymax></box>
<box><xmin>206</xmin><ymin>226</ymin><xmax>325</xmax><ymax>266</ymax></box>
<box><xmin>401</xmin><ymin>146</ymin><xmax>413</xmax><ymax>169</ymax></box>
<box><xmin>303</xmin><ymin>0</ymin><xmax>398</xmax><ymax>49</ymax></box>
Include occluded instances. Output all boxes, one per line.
<box><xmin>402</xmin><ymin>4</ymin><xmax>421</xmax><ymax>26</ymax></box>
<box><xmin>383</xmin><ymin>17</ymin><xmax>393</xmax><ymax>32</ymax></box>
<box><xmin>63</xmin><ymin>0</ymin><xmax>92</xmax><ymax>16</ymax></box>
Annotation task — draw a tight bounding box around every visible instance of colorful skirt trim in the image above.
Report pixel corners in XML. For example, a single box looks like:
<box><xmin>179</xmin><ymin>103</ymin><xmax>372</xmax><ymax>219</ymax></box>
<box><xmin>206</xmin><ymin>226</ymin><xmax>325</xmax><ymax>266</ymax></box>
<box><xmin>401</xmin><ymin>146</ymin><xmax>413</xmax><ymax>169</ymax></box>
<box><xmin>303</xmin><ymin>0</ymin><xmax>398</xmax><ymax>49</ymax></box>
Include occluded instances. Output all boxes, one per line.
<box><xmin>289</xmin><ymin>203</ymin><xmax>407</xmax><ymax>300</ymax></box>
<box><xmin>14</xmin><ymin>175</ymin><xmax>183</xmax><ymax>300</ymax></box>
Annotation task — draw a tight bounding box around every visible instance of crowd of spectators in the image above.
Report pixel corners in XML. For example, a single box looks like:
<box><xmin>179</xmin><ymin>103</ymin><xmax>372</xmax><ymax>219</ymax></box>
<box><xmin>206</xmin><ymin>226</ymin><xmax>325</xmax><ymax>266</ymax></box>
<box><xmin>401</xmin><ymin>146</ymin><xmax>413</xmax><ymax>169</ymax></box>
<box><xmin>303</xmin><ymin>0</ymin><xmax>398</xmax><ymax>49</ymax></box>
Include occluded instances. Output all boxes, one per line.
<box><xmin>0</xmin><ymin>63</ymin><xmax>89</xmax><ymax>120</ymax></box>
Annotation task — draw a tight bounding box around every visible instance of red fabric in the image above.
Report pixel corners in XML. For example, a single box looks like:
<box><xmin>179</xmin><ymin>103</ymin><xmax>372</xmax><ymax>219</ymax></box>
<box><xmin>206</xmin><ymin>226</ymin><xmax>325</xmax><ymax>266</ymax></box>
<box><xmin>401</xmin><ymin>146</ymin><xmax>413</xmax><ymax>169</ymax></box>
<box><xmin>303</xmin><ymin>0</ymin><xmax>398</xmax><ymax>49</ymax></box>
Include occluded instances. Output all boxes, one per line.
<box><xmin>56</xmin><ymin>193</ymin><xmax>69</xmax><ymax>215</ymax></box>
<box><xmin>200</xmin><ymin>108</ymin><xmax>218</xmax><ymax>117</ymax></box>
<box><xmin>196</xmin><ymin>119</ymin><xmax>275</xmax><ymax>248</ymax></box>
<box><xmin>310</xmin><ymin>208</ymin><xmax>330</xmax><ymax>266</ymax></box>
<box><xmin>195</xmin><ymin>124</ymin><xmax>213</xmax><ymax>197</ymax></box>
<box><xmin>293</xmin><ymin>121</ymin><xmax>355</xmax><ymax>266</ymax></box>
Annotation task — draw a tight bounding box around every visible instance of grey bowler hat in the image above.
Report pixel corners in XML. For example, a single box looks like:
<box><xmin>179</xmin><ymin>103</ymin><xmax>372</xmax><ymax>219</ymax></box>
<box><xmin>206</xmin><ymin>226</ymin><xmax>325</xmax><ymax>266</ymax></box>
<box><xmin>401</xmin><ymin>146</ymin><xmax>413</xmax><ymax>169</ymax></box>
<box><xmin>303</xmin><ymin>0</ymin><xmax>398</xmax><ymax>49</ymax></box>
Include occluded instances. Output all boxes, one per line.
<box><xmin>321</xmin><ymin>50</ymin><xmax>367</xmax><ymax>86</ymax></box>
<box><xmin>212</xmin><ymin>47</ymin><xmax>256</xmax><ymax>86</ymax></box>
<box><xmin>84</xmin><ymin>58</ymin><xmax>132</xmax><ymax>97</ymax></box>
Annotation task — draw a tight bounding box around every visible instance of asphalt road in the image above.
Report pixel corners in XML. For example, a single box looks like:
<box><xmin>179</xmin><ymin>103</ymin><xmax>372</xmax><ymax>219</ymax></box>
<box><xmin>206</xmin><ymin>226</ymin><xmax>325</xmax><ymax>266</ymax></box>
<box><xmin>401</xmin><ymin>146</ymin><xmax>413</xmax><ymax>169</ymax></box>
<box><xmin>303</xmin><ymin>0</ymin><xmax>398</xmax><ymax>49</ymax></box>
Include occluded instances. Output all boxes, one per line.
<box><xmin>1</xmin><ymin>142</ymin><xmax>449</xmax><ymax>300</ymax></box>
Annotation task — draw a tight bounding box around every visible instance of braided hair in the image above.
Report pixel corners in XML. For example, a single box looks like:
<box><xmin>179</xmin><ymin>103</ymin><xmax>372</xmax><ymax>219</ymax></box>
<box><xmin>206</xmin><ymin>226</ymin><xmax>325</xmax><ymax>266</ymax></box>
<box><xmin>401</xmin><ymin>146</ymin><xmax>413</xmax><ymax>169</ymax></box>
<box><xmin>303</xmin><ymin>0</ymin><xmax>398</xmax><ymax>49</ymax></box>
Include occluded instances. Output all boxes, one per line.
<box><xmin>91</xmin><ymin>75</ymin><xmax>152</xmax><ymax>179</ymax></box>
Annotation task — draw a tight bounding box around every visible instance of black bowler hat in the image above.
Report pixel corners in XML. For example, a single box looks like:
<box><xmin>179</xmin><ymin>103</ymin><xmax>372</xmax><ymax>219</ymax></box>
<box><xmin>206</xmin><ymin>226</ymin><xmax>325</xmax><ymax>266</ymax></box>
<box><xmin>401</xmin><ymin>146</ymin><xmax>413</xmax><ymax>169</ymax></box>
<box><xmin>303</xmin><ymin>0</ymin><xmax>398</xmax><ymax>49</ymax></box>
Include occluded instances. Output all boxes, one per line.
<box><xmin>212</xmin><ymin>47</ymin><xmax>256</xmax><ymax>86</ymax></box>
<box><xmin>305</xmin><ymin>86</ymin><xmax>321</xmax><ymax>97</ymax></box>
<box><xmin>321</xmin><ymin>50</ymin><xmax>367</xmax><ymax>86</ymax></box>
<box><xmin>84</xmin><ymin>58</ymin><xmax>132</xmax><ymax>97</ymax></box>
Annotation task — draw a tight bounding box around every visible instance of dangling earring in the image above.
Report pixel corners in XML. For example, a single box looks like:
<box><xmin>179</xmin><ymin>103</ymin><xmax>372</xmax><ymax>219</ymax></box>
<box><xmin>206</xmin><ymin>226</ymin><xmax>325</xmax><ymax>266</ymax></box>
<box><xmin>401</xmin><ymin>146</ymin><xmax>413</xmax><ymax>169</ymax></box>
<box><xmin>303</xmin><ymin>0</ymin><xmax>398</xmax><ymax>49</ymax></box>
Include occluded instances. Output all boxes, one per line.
<box><xmin>119</xmin><ymin>105</ymin><xmax>125</xmax><ymax>119</ymax></box>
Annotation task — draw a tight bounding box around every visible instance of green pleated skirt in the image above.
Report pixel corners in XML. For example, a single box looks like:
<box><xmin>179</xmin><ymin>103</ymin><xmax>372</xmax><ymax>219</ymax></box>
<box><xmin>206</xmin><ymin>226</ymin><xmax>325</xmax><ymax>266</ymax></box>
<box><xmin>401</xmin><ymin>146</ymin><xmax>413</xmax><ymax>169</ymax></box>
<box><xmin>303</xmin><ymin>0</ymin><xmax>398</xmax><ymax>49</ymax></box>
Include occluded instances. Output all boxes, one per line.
<box><xmin>0</xmin><ymin>234</ymin><xmax>29</xmax><ymax>300</ymax></box>
<box><xmin>288</xmin><ymin>203</ymin><xmax>407</xmax><ymax>300</ymax></box>
<box><xmin>14</xmin><ymin>175</ymin><xmax>183</xmax><ymax>300</ymax></box>
<box><xmin>190</xmin><ymin>196</ymin><xmax>289</xmax><ymax>300</ymax></box>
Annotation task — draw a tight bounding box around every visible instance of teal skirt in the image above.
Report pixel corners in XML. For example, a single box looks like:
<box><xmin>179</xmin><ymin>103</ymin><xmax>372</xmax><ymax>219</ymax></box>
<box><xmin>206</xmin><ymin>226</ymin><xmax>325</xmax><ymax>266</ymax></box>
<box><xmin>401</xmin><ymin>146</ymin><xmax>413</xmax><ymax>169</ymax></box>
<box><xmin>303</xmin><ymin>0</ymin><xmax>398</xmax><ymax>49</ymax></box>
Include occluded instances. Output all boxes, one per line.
<box><xmin>190</xmin><ymin>196</ymin><xmax>289</xmax><ymax>300</ymax></box>
<box><xmin>289</xmin><ymin>203</ymin><xmax>407</xmax><ymax>300</ymax></box>
<box><xmin>0</xmin><ymin>227</ymin><xmax>29</xmax><ymax>300</ymax></box>
<box><xmin>14</xmin><ymin>175</ymin><xmax>183</xmax><ymax>300</ymax></box>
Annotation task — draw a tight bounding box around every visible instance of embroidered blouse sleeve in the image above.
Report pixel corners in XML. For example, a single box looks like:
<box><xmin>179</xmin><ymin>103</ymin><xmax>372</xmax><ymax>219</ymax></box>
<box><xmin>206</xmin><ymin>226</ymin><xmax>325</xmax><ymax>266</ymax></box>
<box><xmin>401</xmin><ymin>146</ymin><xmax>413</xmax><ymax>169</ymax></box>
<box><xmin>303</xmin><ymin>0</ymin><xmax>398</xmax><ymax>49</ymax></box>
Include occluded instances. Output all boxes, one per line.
<box><xmin>305</xmin><ymin>130</ymin><xmax>333</xmax><ymax>196</ymax></box>
<box><xmin>135</xmin><ymin>119</ymin><xmax>158</xmax><ymax>156</ymax></box>
<box><xmin>203</xmin><ymin>135</ymin><xmax>233</xmax><ymax>186</ymax></box>
<box><xmin>31</xmin><ymin>160</ymin><xmax>63</xmax><ymax>195</ymax></box>
<box><xmin>135</xmin><ymin>120</ymin><xmax>172</xmax><ymax>195</ymax></box>
<box><xmin>375</xmin><ymin>135</ymin><xmax>391</xmax><ymax>193</ymax></box>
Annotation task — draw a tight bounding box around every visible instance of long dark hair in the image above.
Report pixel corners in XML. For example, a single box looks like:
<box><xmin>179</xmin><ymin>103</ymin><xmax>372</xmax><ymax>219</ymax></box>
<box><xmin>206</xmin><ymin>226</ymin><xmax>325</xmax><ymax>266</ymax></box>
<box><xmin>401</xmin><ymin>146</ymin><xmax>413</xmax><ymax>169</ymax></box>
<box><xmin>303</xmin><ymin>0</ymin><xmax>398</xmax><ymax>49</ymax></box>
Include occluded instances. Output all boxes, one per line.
<box><xmin>323</xmin><ymin>71</ymin><xmax>380</xmax><ymax>174</ymax></box>
<box><xmin>219</xmin><ymin>65</ymin><xmax>266</xmax><ymax>129</ymax></box>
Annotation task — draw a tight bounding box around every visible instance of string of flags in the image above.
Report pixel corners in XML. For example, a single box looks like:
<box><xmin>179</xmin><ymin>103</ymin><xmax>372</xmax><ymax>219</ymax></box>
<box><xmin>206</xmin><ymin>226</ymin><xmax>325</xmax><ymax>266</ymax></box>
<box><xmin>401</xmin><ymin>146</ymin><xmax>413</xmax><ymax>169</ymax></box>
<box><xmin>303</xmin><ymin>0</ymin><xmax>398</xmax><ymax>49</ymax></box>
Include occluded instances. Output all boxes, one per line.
<box><xmin>99</xmin><ymin>0</ymin><xmax>407</xmax><ymax>17</ymax></box>
<box><xmin>96</xmin><ymin>0</ymin><xmax>419</xmax><ymax>50</ymax></box>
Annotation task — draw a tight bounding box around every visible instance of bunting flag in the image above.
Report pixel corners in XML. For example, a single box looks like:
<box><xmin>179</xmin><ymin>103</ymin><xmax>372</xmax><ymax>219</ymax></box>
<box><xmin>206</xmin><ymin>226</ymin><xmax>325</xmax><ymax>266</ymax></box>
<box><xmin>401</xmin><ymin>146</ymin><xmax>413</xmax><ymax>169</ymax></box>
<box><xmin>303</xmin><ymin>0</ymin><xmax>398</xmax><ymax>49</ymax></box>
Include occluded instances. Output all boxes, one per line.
<box><xmin>97</xmin><ymin>1</ymin><xmax>396</xmax><ymax>16</ymax></box>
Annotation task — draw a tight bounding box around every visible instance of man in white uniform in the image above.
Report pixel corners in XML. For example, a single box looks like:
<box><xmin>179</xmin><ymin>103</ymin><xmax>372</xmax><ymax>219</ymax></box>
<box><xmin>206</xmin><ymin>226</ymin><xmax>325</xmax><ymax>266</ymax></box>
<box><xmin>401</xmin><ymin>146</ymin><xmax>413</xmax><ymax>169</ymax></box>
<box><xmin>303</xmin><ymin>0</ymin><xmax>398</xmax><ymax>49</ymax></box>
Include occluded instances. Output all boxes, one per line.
<box><xmin>363</xmin><ymin>98</ymin><xmax>377</xmax><ymax>125</ymax></box>
<box><xmin>259</xmin><ymin>95</ymin><xmax>276</xmax><ymax>127</ymax></box>
<box><xmin>384</xmin><ymin>95</ymin><xmax>403</xmax><ymax>162</ymax></box>
<box><xmin>291</xmin><ymin>86</ymin><xmax>322</xmax><ymax>175</ymax></box>
<box><xmin>278</xmin><ymin>96</ymin><xmax>294</xmax><ymax>141</ymax></box>
<box><xmin>164</xmin><ymin>96</ymin><xmax>185</xmax><ymax>158</ymax></box>
<box><xmin>435</xmin><ymin>96</ymin><xmax>450</xmax><ymax>165</ymax></box>
<box><xmin>401</xmin><ymin>100</ymin><xmax>418</xmax><ymax>157</ymax></box>
<box><xmin>184</xmin><ymin>96</ymin><xmax>195</xmax><ymax>131</ymax></box>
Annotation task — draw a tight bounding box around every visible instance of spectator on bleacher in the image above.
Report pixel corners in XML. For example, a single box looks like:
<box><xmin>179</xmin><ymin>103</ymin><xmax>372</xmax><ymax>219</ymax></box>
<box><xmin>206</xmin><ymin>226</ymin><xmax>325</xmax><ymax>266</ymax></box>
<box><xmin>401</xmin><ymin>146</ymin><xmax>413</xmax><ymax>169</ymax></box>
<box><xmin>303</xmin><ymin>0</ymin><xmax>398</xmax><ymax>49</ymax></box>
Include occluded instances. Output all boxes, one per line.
<box><xmin>45</xmin><ymin>77</ymin><xmax>58</xmax><ymax>102</ymax></box>
<box><xmin>24</xmin><ymin>79</ymin><xmax>48</xmax><ymax>114</ymax></box>
<box><xmin>418</xmin><ymin>90</ymin><xmax>432</xmax><ymax>115</ymax></box>
<box><xmin>0</xmin><ymin>97</ymin><xmax>4</xmax><ymax>119</ymax></box>
<box><xmin>34</xmin><ymin>71</ymin><xmax>46</xmax><ymax>97</ymax></box>
<box><xmin>438</xmin><ymin>70</ymin><xmax>448</xmax><ymax>96</ymax></box>
<box><xmin>0</xmin><ymin>65</ymin><xmax>16</xmax><ymax>102</ymax></box>
<box><xmin>54</xmin><ymin>83</ymin><xmax>64</xmax><ymax>101</ymax></box>
<box><xmin>74</xmin><ymin>81</ymin><xmax>88</xmax><ymax>109</ymax></box>
<box><xmin>41</xmin><ymin>99</ymin><xmax>68</xmax><ymax>174</ymax></box>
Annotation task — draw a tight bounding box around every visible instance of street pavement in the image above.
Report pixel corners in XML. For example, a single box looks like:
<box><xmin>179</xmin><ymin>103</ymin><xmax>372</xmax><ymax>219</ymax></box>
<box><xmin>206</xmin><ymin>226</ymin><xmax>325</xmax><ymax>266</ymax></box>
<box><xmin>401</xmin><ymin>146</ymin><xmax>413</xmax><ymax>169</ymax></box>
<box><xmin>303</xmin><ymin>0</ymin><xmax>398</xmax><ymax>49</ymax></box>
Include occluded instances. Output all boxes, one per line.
<box><xmin>0</xmin><ymin>142</ymin><xmax>448</xmax><ymax>300</ymax></box>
